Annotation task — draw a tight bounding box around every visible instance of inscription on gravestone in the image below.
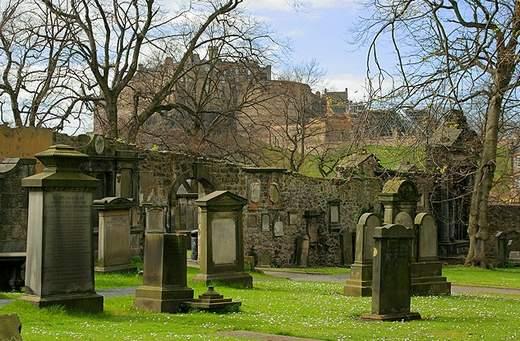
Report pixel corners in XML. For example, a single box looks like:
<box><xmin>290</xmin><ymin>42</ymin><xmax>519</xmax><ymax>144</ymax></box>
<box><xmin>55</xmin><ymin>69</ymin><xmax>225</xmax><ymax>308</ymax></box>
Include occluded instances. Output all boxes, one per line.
<box><xmin>212</xmin><ymin>218</ymin><xmax>237</xmax><ymax>264</ymax></box>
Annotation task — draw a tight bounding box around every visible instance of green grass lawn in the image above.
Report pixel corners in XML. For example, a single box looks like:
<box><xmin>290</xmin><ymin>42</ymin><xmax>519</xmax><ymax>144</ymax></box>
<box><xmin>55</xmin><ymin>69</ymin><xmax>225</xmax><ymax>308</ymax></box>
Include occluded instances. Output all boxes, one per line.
<box><xmin>2</xmin><ymin>269</ymin><xmax>520</xmax><ymax>340</ymax></box>
<box><xmin>443</xmin><ymin>266</ymin><xmax>520</xmax><ymax>289</ymax></box>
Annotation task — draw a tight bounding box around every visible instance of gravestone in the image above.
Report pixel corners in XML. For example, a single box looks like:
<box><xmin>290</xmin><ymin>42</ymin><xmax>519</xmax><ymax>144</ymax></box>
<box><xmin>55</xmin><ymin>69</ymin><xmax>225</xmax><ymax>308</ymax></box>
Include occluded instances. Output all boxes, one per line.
<box><xmin>187</xmin><ymin>286</ymin><xmax>241</xmax><ymax>313</ymax></box>
<box><xmin>194</xmin><ymin>191</ymin><xmax>253</xmax><ymax>288</ymax></box>
<box><xmin>496</xmin><ymin>230</ymin><xmax>520</xmax><ymax>267</ymax></box>
<box><xmin>135</xmin><ymin>232</ymin><xmax>193</xmax><ymax>313</ymax></box>
<box><xmin>145</xmin><ymin>206</ymin><xmax>166</xmax><ymax>232</ymax></box>
<box><xmin>20</xmin><ymin>145</ymin><xmax>103</xmax><ymax>312</ymax></box>
<box><xmin>362</xmin><ymin>224</ymin><xmax>421</xmax><ymax>321</ymax></box>
<box><xmin>295</xmin><ymin>234</ymin><xmax>310</xmax><ymax>267</ymax></box>
<box><xmin>93</xmin><ymin>197</ymin><xmax>134</xmax><ymax>272</ymax></box>
<box><xmin>380</xmin><ymin>178</ymin><xmax>450</xmax><ymax>296</ymax></box>
<box><xmin>0</xmin><ymin>314</ymin><xmax>22</xmax><ymax>341</ymax></box>
<box><xmin>412</xmin><ymin>213</ymin><xmax>451</xmax><ymax>296</ymax></box>
<box><xmin>344</xmin><ymin>213</ymin><xmax>380</xmax><ymax>296</ymax></box>
<box><xmin>269</xmin><ymin>183</ymin><xmax>280</xmax><ymax>203</ymax></box>
<box><xmin>249</xmin><ymin>182</ymin><xmax>261</xmax><ymax>203</ymax></box>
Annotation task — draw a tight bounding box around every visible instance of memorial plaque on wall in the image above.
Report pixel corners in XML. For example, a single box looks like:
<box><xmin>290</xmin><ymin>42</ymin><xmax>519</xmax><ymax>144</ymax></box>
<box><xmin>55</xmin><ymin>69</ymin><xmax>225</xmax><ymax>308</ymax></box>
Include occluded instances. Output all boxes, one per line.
<box><xmin>250</xmin><ymin>182</ymin><xmax>261</xmax><ymax>203</ymax></box>
<box><xmin>330</xmin><ymin>204</ymin><xmax>340</xmax><ymax>224</ymax></box>
<box><xmin>247</xmin><ymin>214</ymin><xmax>258</xmax><ymax>228</ymax></box>
<box><xmin>211</xmin><ymin>218</ymin><xmax>237</xmax><ymax>264</ymax></box>
<box><xmin>261</xmin><ymin>213</ymin><xmax>270</xmax><ymax>231</ymax></box>
<box><xmin>274</xmin><ymin>221</ymin><xmax>284</xmax><ymax>237</ymax></box>
<box><xmin>269</xmin><ymin>183</ymin><xmax>280</xmax><ymax>203</ymax></box>
<box><xmin>288</xmin><ymin>212</ymin><xmax>298</xmax><ymax>225</ymax></box>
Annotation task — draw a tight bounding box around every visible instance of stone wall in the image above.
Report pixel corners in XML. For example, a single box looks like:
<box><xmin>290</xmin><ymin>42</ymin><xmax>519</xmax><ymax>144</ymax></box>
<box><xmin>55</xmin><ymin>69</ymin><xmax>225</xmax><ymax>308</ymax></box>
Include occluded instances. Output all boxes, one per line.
<box><xmin>0</xmin><ymin>158</ymin><xmax>36</xmax><ymax>252</ymax></box>
<box><xmin>486</xmin><ymin>204</ymin><xmax>520</xmax><ymax>260</ymax></box>
<box><xmin>139</xmin><ymin>150</ymin><xmax>382</xmax><ymax>267</ymax></box>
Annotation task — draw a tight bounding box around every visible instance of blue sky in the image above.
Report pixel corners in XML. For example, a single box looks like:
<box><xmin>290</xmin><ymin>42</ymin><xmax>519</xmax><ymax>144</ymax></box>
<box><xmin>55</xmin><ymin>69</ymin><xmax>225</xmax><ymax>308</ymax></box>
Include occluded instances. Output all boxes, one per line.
<box><xmin>244</xmin><ymin>0</ymin><xmax>368</xmax><ymax>100</ymax></box>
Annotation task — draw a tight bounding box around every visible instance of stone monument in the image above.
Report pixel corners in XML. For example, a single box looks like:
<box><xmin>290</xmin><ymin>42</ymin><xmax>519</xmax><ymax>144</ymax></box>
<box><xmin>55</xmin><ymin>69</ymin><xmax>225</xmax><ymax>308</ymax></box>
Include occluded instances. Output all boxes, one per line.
<box><xmin>362</xmin><ymin>224</ymin><xmax>421</xmax><ymax>321</ymax></box>
<box><xmin>187</xmin><ymin>286</ymin><xmax>241</xmax><ymax>313</ymax></box>
<box><xmin>344</xmin><ymin>213</ymin><xmax>381</xmax><ymax>296</ymax></box>
<box><xmin>194</xmin><ymin>191</ymin><xmax>253</xmax><ymax>288</ymax></box>
<box><xmin>93</xmin><ymin>197</ymin><xmax>135</xmax><ymax>272</ymax></box>
<box><xmin>135</xmin><ymin>232</ymin><xmax>194</xmax><ymax>313</ymax></box>
<box><xmin>20</xmin><ymin>145</ymin><xmax>103</xmax><ymax>312</ymax></box>
<box><xmin>412</xmin><ymin>213</ymin><xmax>451</xmax><ymax>296</ymax></box>
<box><xmin>380</xmin><ymin>178</ymin><xmax>450</xmax><ymax>296</ymax></box>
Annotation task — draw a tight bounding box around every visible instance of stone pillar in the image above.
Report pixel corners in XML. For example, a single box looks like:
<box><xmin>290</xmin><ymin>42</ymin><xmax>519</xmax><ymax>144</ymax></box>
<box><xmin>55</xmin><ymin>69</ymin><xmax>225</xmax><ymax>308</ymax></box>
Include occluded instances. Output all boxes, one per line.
<box><xmin>411</xmin><ymin>213</ymin><xmax>451</xmax><ymax>296</ymax></box>
<box><xmin>194</xmin><ymin>191</ymin><xmax>253</xmax><ymax>288</ymax></box>
<box><xmin>135</xmin><ymin>232</ymin><xmax>194</xmax><ymax>313</ymax></box>
<box><xmin>20</xmin><ymin>145</ymin><xmax>103</xmax><ymax>312</ymax></box>
<box><xmin>93</xmin><ymin>197</ymin><xmax>135</xmax><ymax>272</ymax></box>
<box><xmin>362</xmin><ymin>224</ymin><xmax>421</xmax><ymax>321</ymax></box>
<box><xmin>344</xmin><ymin>213</ymin><xmax>380</xmax><ymax>296</ymax></box>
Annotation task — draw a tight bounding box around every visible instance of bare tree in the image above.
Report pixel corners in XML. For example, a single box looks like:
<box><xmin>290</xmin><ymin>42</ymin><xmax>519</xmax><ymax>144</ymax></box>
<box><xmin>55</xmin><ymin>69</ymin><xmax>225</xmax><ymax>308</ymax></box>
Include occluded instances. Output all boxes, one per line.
<box><xmin>278</xmin><ymin>59</ymin><xmax>326</xmax><ymax>90</ymax></box>
<box><xmin>0</xmin><ymin>0</ymin><xmax>88</xmax><ymax>131</ymax></box>
<box><xmin>363</xmin><ymin>0</ymin><xmax>520</xmax><ymax>267</ymax></box>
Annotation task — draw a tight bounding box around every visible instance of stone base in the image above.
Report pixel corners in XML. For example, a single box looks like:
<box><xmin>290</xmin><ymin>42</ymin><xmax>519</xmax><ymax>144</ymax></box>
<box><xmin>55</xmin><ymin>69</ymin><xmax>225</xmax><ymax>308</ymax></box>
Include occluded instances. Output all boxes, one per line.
<box><xmin>343</xmin><ymin>262</ymin><xmax>372</xmax><ymax>297</ymax></box>
<box><xmin>361</xmin><ymin>312</ymin><xmax>421</xmax><ymax>322</ymax></box>
<box><xmin>412</xmin><ymin>261</ymin><xmax>451</xmax><ymax>296</ymax></box>
<box><xmin>0</xmin><ymin>314</ymin><xmax>22</xmax><ymax>341</ymax></box>
<box><xmin>193</xmin><ymin>272</ymin><xmax>253</xmax><ymax>288</ymax></box>
<box><xmin>134</xmin><ymin>285</ymin><xmax>194</xmax><ymax>313</ymax></box>
<box><xmin>20</xmin><ymin>293</ymin><xmax>103</xmax><ymax>313</ymax></box>
<box><xmin>95</xmin><ymin>264</ymin><xmax>136</xmax><ymax>273</ymax></box>
<box><xmin>187</xmin><ymin>286</ymin><xmax>241</xmax><ymax>313</ymax></box>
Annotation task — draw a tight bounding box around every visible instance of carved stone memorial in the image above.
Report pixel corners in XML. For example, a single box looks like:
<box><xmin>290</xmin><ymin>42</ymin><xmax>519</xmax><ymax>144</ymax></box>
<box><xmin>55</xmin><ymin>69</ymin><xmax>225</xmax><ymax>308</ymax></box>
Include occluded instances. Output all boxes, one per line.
<box><xmin>93</xmin><ymin>197</ymin><xmax>135</xmax><ymax>272</ymax></box>
<box><xmin>194</xmin><ymin>191</ymin><xmax>253</xmax><ymax>288</ymax></box>
<box><xmin>362</xmin><ymin>224</ymin><xmax>421</xmax><ymax>321</ymax></box>
<box><xmin>20</xmin><ymin>145</ymin><xmax>103</xmax><ymax>312</ymax></box>
<box><xmin>344</xmin><ymin>213</ymin><xmax>381</xmax><ymax>296</ymax></box>
<box><xmin>135</xmin><ymin>232</ymin><xmax>193</xmax><ymax>313</ymax></box>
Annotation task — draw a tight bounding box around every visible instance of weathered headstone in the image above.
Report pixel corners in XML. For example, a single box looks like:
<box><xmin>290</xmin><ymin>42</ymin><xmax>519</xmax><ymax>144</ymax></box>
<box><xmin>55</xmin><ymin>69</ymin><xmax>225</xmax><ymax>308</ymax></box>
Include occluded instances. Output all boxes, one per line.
<box><xmin>380</xmin><ymin>178</ymin><xmax>450</xmax><ymax>296</ymax></box>
<box><xmin>194</xmin><ymin>191</ymin><xmax>253</xmax><ymax>288</ymax></box>
<box><xmin>362</xmin><ymin>224</ymin><xmax>421</xmax><ymax>321</ymax></box>
<box><xmin>20</xmin><ymin>145</ymin><xmax>103</xmax><ymax>312</ymax></box>
<box><xmin>145</xmin><ymin>206</ymin><xmax>166</xmax><ymax>232</ymax></box>
<box><xmin>496</xmin><ymin>230</ymin><xmax>520</xmax><ymax>267</ymax></box>
<box><xmin>295</xmin><ymin>234</ymin><xmax>310</xmax><ymax>267</ymax></box>
<box><xmin>261</xmin><ymin>213</ymin><xmax>270</xmax><ymax>231</ymax></box>
<box><xmin>344</xmin><ymin>213</ymin><xmax>380</xmax><ymax>296</ymax></box>
<box><xmin>135</xmin><ymin>232</ymin><xmax>193</xmax><ymax>313</ymax></box>
<box><xmin>411</xmin><ymin>213</ymin><xmax>451</xmax><ymax>296</ymax></box>
<box><xmin>93</xmin><ymin>197</ymin><xmax>135</xmax><ymax>272</ymax></box>
<box><xmin>250</xmin><ymin>182</ymin><xmax>261</xmax><ymax>203</ymax></box>
<box><xmin>0</xmin><ymin>314</ymin><xmax>22</xmax><ymax>341</ymax></box>
<box><xmin>269</xmin><ymin>183</ymin><xmax>280</xmax><ymax>203</ymax></box>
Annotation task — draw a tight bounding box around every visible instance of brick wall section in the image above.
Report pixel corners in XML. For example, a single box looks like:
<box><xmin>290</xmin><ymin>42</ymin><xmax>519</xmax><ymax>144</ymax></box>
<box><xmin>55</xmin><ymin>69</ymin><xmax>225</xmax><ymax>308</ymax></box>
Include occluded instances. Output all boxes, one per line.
<box><xmin>139</xmin><ymin>150</ymin><xmax>382</xmax><ymax>267</ymax></box>
<box><xmin>0</xmin><ymin>158</ymin><xmax>36</xmax><ymax>252</ymax></box>
<box><xmin>485</xmin><ymin>204</ymin><xmax>520</xmax><ymax>260</ymax></box>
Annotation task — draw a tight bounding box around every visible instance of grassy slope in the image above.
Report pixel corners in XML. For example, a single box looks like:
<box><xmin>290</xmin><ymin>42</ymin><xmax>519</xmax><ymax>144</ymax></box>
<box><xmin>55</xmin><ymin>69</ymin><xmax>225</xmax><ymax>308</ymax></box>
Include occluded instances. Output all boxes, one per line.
<box><xmin>1</xmin><ymin>269</ymin><xmax>520</xmax><ymax>340</ymax></box>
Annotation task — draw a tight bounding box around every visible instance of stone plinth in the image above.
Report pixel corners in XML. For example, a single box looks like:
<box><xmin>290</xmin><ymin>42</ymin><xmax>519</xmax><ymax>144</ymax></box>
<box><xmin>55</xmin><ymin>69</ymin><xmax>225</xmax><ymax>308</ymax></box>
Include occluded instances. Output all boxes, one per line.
<box><xmin>344</xmin><ymin>213</ymin><xmax>380</xmax><ymax>296</ymax></box>
<box><xmin>194</xmin><ymin>191</ymin><xmax>252</xmax><ymax>288</ymax></box>
<box><xmin>135</xmin><ymin>232</ymin><xmax>193</xmax><ymax>313</ymax></box>
<box><xmin>20</xmin><ymin>145</ymin><xmax>103</xmax><ymax>312</ymax></box>
<box><xmin>187</xmin><ymin>286</ymin><xmax>241</xmax><ymax>313</ymax></box>
<box><xmin>93</xmin><ymin>197</ymin><xmax>135</xmax><ymax>272</ymax></box>
<box><xmin>362</xmin><ymin>224</ymin><xmax>421</xmax><ymax>322</ymax></box>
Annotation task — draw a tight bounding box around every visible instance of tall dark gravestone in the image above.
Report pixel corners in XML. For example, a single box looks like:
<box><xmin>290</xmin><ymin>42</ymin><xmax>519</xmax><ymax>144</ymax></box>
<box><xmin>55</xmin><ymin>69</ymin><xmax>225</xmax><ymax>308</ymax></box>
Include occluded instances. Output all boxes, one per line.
<box><xmin>362</xmin><ymin>224</ymin><xmax>421</xmax><ymax>321</ymax></box>
<box><xmin>135</xmin><ymin>232</ymin><xmax>194</xmax><ymax>313</ymax></box>
<box><xmin>20</xmin><ymin>145</ymin><xmax>103</xmax><ymax>312</ymax></box>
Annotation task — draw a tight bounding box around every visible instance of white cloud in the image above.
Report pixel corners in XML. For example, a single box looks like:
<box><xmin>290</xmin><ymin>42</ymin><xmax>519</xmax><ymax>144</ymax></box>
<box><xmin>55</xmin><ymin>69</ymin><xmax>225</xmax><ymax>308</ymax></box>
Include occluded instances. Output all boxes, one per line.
<box><xmin>244</xmin><ymin>0</ymin><xmax>360</xmax><ymax>12</ymax></box>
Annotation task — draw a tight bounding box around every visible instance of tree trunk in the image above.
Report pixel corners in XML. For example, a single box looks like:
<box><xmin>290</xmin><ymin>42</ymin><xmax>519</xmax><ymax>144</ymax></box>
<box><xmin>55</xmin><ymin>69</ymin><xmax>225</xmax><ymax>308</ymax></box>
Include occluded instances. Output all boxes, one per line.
<box><xmin>465</xmin><ymin>94</ymin><xmax>501</xmax><ymax>267</ymax></box>
<box><xmin>105</xmin><ymin>101</ymin><xmax>118</xmax><ymax>139</ymax></box>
